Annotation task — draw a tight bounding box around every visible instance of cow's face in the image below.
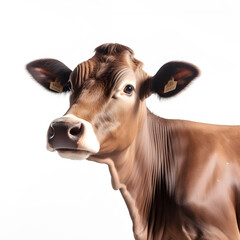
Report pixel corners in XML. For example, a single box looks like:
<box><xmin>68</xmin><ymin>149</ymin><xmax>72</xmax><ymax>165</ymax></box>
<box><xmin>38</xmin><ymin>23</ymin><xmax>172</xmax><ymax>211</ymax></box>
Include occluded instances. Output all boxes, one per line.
<box><xmin>27</xmin><ymin>44</ymin><xmax>199</xmax><ymax>160</ymax></box>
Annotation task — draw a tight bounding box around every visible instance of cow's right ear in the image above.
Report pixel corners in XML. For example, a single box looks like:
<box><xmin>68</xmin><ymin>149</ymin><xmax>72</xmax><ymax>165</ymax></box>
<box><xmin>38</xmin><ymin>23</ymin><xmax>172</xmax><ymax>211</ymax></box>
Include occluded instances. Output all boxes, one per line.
<box><xmin>26</xmin><ymin>59</ymin><xmax>72</xmax><ymax>93</ymax></box>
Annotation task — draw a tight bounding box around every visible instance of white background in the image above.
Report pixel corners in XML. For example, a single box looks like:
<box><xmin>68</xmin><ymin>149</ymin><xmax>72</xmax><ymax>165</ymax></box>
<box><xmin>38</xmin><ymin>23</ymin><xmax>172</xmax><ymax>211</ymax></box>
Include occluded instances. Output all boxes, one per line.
<box><xmin>1</xmin><ymin>0</ymin><xmax>240</xmax><ymax>239</ymax></box>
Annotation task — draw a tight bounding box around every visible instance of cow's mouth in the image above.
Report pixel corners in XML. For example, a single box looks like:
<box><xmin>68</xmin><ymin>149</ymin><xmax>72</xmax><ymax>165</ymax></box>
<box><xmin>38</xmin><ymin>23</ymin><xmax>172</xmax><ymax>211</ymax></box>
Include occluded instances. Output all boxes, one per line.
<box><xmin>57</xmin><ymin>149</ymin><xmax>92</xmax><ymax>160</ymax></box>
<box><xmin>47</xmin><ymin>143</ymin><xmax>93</xmax><ymax>160</ymax></box>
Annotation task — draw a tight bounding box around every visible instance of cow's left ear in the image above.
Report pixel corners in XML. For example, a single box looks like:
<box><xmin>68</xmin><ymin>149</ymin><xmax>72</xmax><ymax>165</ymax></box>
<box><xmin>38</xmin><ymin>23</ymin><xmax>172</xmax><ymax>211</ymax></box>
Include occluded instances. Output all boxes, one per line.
<box><xmin>26</xmin><ymin>59</ymin><xmax>72</xmax><ymax>93</ymax></box>
<box><xmin>149</xmin><ymin>61</ymin><xmax>199</xmax><ymax>98</ymax></box>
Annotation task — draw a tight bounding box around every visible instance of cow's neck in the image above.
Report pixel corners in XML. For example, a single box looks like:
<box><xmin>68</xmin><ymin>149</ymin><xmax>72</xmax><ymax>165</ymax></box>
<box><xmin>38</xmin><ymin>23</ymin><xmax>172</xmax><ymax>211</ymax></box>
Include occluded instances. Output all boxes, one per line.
<box><xmin>99</xmin><ymin>109</ymin><xmax>185</xmax><ymax>239</ymax></box>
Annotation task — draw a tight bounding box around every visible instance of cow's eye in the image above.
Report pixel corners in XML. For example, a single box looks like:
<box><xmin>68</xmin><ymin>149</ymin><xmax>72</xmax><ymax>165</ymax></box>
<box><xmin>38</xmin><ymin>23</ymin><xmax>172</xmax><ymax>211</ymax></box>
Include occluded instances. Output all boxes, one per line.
<box><xmin>123</xmin><ymin>85</ymin><xmax>134</xmax><ymax>95</ymax></box>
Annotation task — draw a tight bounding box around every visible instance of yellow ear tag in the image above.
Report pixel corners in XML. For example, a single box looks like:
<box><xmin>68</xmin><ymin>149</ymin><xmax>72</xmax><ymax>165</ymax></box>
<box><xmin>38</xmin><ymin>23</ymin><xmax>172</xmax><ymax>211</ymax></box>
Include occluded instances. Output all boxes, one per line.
<box><xmin>164</xmin><ymin>77</ymin><xmax>177</xmax><ymax>93</ymax></box>
<box><xmin>49</xmin><ymin>80</ymin><xmax>63</xmax><ymax>93</ymax></box>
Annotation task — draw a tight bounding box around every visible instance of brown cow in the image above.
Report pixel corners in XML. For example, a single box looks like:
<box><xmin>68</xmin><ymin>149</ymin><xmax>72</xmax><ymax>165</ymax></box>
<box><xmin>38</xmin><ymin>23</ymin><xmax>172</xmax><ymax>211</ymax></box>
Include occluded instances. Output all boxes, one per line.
<box><xmin>26</xmin><ymin>43</ymin><xmax>240</xmax><ymax>240</ymax></box>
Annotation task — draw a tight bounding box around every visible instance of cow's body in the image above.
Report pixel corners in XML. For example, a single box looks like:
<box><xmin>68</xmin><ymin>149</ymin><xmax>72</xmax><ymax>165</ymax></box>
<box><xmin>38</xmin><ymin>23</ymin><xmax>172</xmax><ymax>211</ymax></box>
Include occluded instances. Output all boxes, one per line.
<box><xmin>93</xmin><ymin>111</ymin><xmax>240</xmax><ymax>239</ymax></box>
<box><xmin>27</xmin><ymin>43</ymin><xmax>240</xmax><ymax>239</ymax></box>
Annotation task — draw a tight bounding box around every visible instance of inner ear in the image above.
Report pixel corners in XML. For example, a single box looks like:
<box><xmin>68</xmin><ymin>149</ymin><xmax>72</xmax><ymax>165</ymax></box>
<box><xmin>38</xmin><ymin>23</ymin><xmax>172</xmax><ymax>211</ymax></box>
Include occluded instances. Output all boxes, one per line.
<box><xmin>151</xmin><ymin>61</ymin><xmax>199</xmax><ymax>98</ymax></box>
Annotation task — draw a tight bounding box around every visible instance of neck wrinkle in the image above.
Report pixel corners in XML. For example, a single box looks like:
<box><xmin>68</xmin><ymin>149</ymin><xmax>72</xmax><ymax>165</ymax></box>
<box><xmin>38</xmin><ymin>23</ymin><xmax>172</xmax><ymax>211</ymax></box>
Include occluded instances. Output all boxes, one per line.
<box><xmin>111</xmin><ymin>110</ymin><xmax>180</xmax><ymax>239</ymax></box>
<box><xmin>145</xmin><ymin>114</ymin><xmax>179</xmax><ymax>239</ymax></box>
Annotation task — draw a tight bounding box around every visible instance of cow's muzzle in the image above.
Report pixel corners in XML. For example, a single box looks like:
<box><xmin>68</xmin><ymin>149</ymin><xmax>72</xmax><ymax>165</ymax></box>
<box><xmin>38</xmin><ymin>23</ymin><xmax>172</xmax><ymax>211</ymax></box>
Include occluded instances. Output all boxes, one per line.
<box><xmin>47</xmin><ymin>114</ymin><xmax>100</xmax><ymax>159</ymax></box>
<box><xmin>48</xmin><ymin>121</ymin><xmax>82</xmax><ymax>150</ymax></box>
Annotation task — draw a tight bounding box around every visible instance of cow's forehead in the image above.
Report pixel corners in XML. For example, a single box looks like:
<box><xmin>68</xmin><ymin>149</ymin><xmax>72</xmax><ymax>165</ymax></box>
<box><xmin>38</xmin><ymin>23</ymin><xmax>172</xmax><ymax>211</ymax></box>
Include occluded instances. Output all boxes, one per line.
<box><xmin>70</xmin><ymin>48</ymin><xmax>143</xmax><ymax>93</ymax></box>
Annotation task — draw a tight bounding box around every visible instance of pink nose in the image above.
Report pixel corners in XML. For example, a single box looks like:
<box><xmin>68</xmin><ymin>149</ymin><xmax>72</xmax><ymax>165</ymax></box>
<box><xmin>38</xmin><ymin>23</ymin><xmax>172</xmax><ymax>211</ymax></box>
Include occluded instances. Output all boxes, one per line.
<box><xmin>47</xmin><ymin>121</ymin><xmax>83</xmax><ymax>150</ymax></box>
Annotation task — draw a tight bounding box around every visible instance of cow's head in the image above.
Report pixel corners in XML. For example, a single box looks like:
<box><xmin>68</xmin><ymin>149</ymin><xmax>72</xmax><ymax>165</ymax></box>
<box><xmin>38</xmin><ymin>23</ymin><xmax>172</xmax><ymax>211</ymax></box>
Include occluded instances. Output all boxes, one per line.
<box><xmin>26</xmin><ymin>43</ymin><xmax>199</xmax><ymax>160</ymax></box>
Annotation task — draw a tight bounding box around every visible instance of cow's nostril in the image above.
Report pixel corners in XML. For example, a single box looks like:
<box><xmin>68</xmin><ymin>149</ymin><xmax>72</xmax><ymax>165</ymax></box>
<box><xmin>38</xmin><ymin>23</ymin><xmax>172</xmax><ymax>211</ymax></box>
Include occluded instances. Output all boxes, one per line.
<box><xmin>69</xmin><ymin>124</ymin><xmax>82</xmax><ymax>136</ymax></box>
<box><xmin>48</xmin><ymin>125</ymin><xmax>55</xmax><ymax>140</ymax></box>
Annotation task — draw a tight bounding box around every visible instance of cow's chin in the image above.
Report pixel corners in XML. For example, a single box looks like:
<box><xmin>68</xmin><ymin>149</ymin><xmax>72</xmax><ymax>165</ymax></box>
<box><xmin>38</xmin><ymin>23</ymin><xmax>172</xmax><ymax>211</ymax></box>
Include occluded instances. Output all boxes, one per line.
<box><xmin>56</xmin><ymin>149</ymin><xmax>92</xmax><ymax>160</ymax></box>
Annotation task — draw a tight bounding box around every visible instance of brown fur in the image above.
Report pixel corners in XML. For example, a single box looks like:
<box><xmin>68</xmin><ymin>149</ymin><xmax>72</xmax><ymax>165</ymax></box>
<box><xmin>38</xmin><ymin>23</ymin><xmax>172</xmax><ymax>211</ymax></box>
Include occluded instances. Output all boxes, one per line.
<box><xmin>26</xmin><ymin>43</ymin><xmax>240</xmax><ymax>240</ymax></box>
